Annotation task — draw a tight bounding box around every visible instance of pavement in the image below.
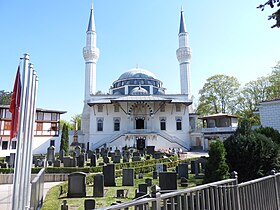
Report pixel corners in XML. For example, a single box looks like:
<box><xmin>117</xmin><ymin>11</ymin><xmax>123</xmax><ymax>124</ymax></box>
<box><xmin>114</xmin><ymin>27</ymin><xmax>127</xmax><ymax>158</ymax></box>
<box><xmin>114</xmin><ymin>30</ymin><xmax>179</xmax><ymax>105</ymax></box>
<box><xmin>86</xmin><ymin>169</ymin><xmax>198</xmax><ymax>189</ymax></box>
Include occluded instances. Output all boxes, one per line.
<box><xmin>0</xmin><ymin>181</ymin><xmax>63</xmax><ymax>210</ymax></box>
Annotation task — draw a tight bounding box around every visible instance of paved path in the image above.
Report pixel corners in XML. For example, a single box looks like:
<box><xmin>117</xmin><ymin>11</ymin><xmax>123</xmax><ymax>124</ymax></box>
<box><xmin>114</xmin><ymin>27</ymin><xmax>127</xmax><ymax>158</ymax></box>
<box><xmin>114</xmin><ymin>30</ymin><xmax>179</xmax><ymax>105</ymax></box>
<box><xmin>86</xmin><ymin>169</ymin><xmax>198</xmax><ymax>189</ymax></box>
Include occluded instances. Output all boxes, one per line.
<box><xmin>0</xmin><ymin>182</ymin><xmax>63</xmax><ymax>210</ymax></box>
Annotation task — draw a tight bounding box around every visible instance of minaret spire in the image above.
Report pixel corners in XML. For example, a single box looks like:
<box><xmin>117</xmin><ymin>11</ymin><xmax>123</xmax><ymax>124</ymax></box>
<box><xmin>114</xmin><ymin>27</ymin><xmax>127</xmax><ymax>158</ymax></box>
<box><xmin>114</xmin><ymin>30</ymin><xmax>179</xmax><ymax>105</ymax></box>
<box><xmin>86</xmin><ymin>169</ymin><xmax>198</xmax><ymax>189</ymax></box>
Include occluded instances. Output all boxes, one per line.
<box><xmin>83</xmin><ymin>4</ymin><xmax>100</xmax><ymax>100</ymax></box>
<box><xmin>176</xmin><ymin>7</ymin><xmax>192</xmax><ymax>96</ymax></box>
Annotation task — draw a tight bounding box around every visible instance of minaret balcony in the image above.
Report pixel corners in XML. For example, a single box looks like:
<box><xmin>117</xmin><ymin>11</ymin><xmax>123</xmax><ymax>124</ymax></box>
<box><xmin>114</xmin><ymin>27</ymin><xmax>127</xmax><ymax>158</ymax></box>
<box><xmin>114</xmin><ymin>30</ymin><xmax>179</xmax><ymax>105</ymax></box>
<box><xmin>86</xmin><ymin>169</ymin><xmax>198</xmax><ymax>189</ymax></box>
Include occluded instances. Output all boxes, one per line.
<box><xmin>83</xmin><ymin>47</ymin><xmax>99</xmax><ymax>62</ymax></box>
<box><xmin>176</xmin><ymin>47</ymin><xmax>192</xmax><ymax>63</ymax></box>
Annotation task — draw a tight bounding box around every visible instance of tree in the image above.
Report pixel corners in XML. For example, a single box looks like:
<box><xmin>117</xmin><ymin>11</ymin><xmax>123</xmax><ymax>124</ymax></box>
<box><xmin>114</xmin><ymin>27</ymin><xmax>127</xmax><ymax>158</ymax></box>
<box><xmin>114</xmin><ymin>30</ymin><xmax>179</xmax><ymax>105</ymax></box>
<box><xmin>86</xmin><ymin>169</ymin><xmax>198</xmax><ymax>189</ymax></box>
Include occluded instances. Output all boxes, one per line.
<box><xmin>0</xmin><ymin>90</ymin><xmax>12</xmax><ymax>105</ymax></box>
<box><xmin>268</xmin><ymin>61</ymin><xmax>280</xmax><ymax>99</ymax></box>
<box><xmin>60</xmin><ymin>124</ymin><xmax>69</xmax><ymax>155</ymax></box>
<box><xmin>197</xmin><ymin>74</ymin><xmax>241</xmax><ymax>116</ymax></box>
<box><xmin>224</xmin><ymin>119</ymin><xmax>279</xmax><ymax>182</ymax></box>
<box><xmin>204</xmin><ymin>141</ymin><xmax>229</xmax><ymax>183</ymax></box>
<box><xmin>71</xmin><ymin>114</ymin><xmax>82</xmax><ymax>130</ymax></box>
<box><xmin>60</xmin><ymin>119</ymin><xmax>73</xmax><ymax>130</ymax></box>
<box><xmin>255</xmin><ymin>126</ymin><xmax>280</xmax><ymax>145</ymax></box>
<box><xmin>257</xmin><ymin>0</ymin><xmax>280</xmax><ymax>28</ymax></box>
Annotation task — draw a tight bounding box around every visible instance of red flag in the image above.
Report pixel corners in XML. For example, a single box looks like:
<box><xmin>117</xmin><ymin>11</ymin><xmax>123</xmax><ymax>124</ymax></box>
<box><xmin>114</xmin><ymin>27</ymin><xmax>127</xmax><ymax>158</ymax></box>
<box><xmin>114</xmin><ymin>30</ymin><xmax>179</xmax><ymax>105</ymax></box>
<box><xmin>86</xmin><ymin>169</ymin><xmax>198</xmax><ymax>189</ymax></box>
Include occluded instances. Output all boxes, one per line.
<box><xmin>9</xmin><ymin>66</ymin><xmax>21</xmax><ymax>140</ymax></box>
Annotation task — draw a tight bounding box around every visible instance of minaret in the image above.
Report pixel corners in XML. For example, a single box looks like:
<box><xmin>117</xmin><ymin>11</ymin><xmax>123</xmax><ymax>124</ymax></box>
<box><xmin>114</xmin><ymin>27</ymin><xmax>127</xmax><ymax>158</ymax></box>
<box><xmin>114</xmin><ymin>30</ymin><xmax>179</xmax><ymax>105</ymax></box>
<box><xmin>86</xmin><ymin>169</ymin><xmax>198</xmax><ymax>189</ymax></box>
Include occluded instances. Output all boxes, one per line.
<box><xmin>83</xmin><ymin>4</ymin><xmax>99</xmax><ymax>101</ymax></box>
<box><xmin>176</xmin><ymin>8</ymin><xmax>192</xmax><ymax>97</ymax></box>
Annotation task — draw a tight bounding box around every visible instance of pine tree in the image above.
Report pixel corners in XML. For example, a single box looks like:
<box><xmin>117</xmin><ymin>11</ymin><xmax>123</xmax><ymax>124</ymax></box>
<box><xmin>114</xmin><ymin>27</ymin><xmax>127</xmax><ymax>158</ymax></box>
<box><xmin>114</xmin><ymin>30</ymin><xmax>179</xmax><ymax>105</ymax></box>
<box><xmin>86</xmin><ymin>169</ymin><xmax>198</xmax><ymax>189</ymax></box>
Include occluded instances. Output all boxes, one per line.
<box><xmin>204</xmin><ymin>141</ymin><xmax>229</xmax><ymax>183</ymax></box>
<box><xmin>60</xmin><ymin>124</ymin><xmax>69</xmax><ymax>155</ymax></box>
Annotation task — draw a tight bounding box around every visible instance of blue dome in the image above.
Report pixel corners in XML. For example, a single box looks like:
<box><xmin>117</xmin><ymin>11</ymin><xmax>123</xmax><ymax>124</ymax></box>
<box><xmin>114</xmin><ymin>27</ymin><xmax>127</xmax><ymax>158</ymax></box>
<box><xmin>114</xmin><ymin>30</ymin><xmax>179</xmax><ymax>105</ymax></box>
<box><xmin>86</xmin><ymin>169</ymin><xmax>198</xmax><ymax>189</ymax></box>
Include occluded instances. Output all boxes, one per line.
<box><xmin>130</xmin><ymin>87</ymin><xmax>149</xmax><ymax>95</ymax></box>
<box><xmin>118</xmin><ymin>68</ymin><xmax>157</xmax><ymax>80</ymax></box>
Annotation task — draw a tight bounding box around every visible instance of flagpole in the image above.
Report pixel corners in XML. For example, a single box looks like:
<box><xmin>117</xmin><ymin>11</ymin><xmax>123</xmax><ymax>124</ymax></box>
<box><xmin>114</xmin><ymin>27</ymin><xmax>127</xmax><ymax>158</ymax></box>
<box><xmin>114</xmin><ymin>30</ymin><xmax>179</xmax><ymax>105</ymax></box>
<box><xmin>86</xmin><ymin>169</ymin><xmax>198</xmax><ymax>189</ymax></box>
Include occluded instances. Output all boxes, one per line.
<box><xmin>12</xmin><ymin>53</ymin><xmax>29</xmax><ymax>210</ymax></box>
<box><xmin>24</xmin><ymin>65</ymin><xmax>38</xmax><ymax>209</ymax></box>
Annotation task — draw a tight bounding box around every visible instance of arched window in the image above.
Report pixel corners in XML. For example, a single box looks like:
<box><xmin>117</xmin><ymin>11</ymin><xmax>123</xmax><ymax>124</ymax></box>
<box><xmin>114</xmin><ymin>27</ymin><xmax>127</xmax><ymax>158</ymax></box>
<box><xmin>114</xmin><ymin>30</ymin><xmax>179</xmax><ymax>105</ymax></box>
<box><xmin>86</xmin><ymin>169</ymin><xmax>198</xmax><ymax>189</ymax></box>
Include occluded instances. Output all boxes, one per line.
<box><xmin>114</xmin><ymin>119</ymin><xmax>120</xmax><ymax>131</ymax></box>
<box><xmin>160</xmin><ymin>119</ymin><xmax>166</xmax><ymax>130</ymax></box>
<box><xmin>97</xmin><ymin>119</ymin><xmax>103</xmax><ymax>131</ymax></box>
<box><xmin>176</xmin><ymin>118</ymin><xmax>182</xmax><ymax>130</ymax></box>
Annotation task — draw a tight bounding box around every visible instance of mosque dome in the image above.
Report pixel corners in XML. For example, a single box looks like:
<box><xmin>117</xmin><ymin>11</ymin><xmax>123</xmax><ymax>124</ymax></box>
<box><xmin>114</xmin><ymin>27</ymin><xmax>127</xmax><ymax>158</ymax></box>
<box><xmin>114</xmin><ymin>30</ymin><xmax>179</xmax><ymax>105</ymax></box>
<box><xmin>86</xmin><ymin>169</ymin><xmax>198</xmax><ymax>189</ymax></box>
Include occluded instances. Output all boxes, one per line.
<box><xmin>130</xmin><ymin>87</ymin><xmax>149</xmax><ymax>95</ymax></box>
<box><xmin>118</xmin><ymin>68</ymin><xmax>157</xmax><ymax>80</ymax></box>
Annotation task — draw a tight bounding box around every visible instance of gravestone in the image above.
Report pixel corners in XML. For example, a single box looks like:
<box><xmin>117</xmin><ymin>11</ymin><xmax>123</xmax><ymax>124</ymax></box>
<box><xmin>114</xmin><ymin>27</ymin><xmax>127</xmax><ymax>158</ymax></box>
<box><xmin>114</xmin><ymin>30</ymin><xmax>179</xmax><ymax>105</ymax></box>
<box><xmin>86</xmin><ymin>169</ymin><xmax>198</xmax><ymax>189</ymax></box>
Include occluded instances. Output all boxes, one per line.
<box><xmin>103</xmin><ymin>164</ymin><xmax>116</xmax><ymax>186</ymax></box>
<box><xmin>163</xmin><ymin>164</ymin><xmax>167</xmax><ymax>172</ymax></box>
<box><xmin>152</xmin><ymin>171</ymin><xmax>158</xmax><ymax>179</ymax></box>
<box><xmin>54</xmin><ymin>159</ymin><xmax>61</xmax><ymax>167</ymax></box>
<box><xmin>74</xmin><ymin>146</ymin><xmax>81</xmax><ymax>158</ymax></box>
<box><xmin>132</xmin><ymin>156</ymin><xmax>141</xmax><ymax>162</ymax></box>
<box><xmin>115</xmin><ymin>149</ymin><xmax>121</xmax><ymax>156</ymax></box>
<box><xmin>178</xmin><ymin>163</ymin><xmax>189</xmax><ymax>179</ymax></box>
<box><xmin>78</xmin><ymin>154</ymin><xmax>85</xmax><ymax>167</ymax></box>
<box><xmin>94</xmin><ymin>174</ymin><xmax>104</xmax><ymax>197</ymax></box>
<box><xmin>156</xmin><ymin>164</ymin><xmax>164</xmax><ymax>173</ymax></box>
<box><xmin>123</xmin><ymin>153</ymin><xmax>129</xmax><ymax>162</ymax></box>
<box><xmin>116</xmin><ymin>189</ymin><xmax>125</xmax><ymax>198</ymax></box>
<box><xmin>95</xmin><ymin>148</ymin><xmax>100</xmax><ymax>154</ymax></box>
<box><xmin>180</xmin><ymin>177</ymin><xmax>188</xmax><ymax>187</ymax></box>
<box><xmin>87</xmin><ymin>150</ymin><xmax>93</xmax><ymax>158</ymax></box>
<box><xmin>190</xmin><ymin>160</ymin><xmax>196</xmax><ymax>174</ymax></box>
<box><xmin>84</xmin><ymin>199</ymin><xmax>95</xmax><ymax>210</ymax></box>
<box><xmin>70</xmin><ymin>157</ymin><xmax>77</xmax><ymax>167</ymax></box>
<box><xmin>68</xmin><ymin>172</ymin><xmax>86</xmax><ymax>197</ymax></box>
<box><xmin>159</xmin><ymin>172</ymin><xmax>177</xmax><ymax>191</ymax></box>
<box><xmin>63</xmin><ymin>157</ymin><xmax>71</xmax><ymax>167</ymax></box>
<box><xmin>99</xmin><ymin>162</ymin><xmax>105</xmax><ymax>166</ymax></box>
<box><xmin>138</xmin><ymin>183</ymin><xmax>148</xmax><ymax>194</ymax></box>
<box><xmin>90</xmin><ymin>154</ymin><xmax>96</xmax><ymax>167</ymax></box>
<box><xmin>59</xmin><ymin>150</ymin><xmax>65</xmax><ymax>163</ymax></box>
<box><xmin>154</xmin><ymin>152</ymin><xmax>162</xmax><ymax>159</ymax></box>
<box><xmin>122</xmin><ymin>168</ymin><xmax>134</xmax><ymax>186</ymax></box>
<box><xmin>9</xmin><ymin>153</ymin><xmax>16</xmax><ymax>168</ymax></box>
<box><xmin>133</xmin><ymin>152</ymin><xmax>140</xmax><ymax>157</ymax></box>
<box><xmin>146</xmin><ymin>146</ymin><xmax>155</xmax><ymax>155</ymax></box>
<box><xmin>138</xmin><ymin>172</ymin><xmax>143</xmax><ymax>179</ymax></box>
<box><xmin>103</xmin><ymin>156</ymin><xmax>110</xmax><ymax>164</ymax></box>
<box><xmin>145</xmin><ymin>178</ymin><xmax>152</xmax><ymax>186</ymax></box>
<box><xmin>61</xmin><ymin>200</ymin><xmax>68</xmax><ymax>210</ymax></box>
<box><xmin>47</xmin><ymin>146</ymin><xmax>55</xmax><ymax>164</ymax></box>
<box><xmin>195</xmin><ymin>158</ymin><xmax>207</xmax><ymax>179</ymax></box>
<box><xmin>113</xmin><ymin>155</ymin><xmax>121</xmax><ymax>163</ymax></box>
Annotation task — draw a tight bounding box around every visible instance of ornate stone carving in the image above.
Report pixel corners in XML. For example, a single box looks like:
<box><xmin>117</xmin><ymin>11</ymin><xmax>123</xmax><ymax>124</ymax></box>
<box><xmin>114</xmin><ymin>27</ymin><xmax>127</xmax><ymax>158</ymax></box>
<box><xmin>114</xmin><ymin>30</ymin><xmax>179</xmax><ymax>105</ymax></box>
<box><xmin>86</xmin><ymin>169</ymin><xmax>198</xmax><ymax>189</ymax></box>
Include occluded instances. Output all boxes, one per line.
<box><xmin>83</xmin><ymin>47</ymin><xmax>100</xmax><ymax>62</ymax></box>
<box><xmin>176</xmin><ymin>47</ymin><xmax>192</xmax><ymax>63</ymax></box>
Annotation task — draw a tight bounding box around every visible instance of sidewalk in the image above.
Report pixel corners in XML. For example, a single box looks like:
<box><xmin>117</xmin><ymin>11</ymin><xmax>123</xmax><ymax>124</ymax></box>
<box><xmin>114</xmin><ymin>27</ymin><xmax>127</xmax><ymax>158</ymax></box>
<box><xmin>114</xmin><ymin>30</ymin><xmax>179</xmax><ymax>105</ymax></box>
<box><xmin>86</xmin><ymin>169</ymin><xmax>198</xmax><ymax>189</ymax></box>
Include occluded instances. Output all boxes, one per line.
<box><xmin>0</xmin><ymin>181</ymin><xmax>63</xmax><ymax>210</ymax></box>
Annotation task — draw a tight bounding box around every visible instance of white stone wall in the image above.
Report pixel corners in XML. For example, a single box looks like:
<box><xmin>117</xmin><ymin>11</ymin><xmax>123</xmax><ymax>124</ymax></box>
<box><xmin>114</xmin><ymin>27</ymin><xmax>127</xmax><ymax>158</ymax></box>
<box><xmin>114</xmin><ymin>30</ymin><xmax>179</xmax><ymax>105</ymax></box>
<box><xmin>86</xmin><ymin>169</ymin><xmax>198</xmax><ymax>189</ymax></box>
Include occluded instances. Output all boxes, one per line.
<box><xmin>259</xmin><ymin>100</ymin><xmax>280</xmax><ymax>132</ymax></box>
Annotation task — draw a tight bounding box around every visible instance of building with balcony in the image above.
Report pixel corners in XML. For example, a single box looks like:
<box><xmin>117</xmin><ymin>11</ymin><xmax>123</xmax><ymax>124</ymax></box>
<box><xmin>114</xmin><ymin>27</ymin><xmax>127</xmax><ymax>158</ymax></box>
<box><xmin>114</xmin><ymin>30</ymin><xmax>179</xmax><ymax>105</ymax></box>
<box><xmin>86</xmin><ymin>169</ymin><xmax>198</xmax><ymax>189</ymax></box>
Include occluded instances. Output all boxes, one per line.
<box><xmin>0</xmin><ymin>105</ymin><xmax>66</xmax><ymax>157</ymax></box>
<box><xmin>199</xmin><ymin>113</ymin><xmax>238</xmax><ymax>150</ymax></box>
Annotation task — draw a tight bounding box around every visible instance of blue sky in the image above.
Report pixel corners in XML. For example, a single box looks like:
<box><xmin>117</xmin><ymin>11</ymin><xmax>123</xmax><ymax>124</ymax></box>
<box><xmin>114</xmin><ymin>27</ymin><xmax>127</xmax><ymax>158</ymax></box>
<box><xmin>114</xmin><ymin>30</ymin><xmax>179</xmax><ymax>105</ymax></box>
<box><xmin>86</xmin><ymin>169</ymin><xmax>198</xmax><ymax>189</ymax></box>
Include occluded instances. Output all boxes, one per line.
<box><xmin>0</xmin><ymin>1</ymin><xmax>279</xmax><ymax>121</ymax></box>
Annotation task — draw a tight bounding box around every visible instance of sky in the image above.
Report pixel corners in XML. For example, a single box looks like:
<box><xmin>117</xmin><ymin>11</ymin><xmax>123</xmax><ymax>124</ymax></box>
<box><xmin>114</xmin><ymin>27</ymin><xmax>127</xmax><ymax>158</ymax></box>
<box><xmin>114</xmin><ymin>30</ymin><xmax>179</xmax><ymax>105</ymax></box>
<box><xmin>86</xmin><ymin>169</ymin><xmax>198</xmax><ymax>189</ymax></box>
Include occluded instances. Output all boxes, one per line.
<box><xmin>0</xmin><ymin>1</ymin><xmax>279</xmax><ymax>121</ymax></box>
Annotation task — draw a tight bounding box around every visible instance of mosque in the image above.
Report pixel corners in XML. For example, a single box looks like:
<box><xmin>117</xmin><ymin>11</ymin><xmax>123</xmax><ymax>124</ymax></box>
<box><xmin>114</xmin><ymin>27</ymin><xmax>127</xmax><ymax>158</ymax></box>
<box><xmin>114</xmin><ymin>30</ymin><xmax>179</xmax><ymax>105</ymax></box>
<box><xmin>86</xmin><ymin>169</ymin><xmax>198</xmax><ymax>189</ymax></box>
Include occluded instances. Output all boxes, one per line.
<box><xmin>80</xmin><ymin>6</ymin><xmax>201</xmax><ymax>151</ymax></box>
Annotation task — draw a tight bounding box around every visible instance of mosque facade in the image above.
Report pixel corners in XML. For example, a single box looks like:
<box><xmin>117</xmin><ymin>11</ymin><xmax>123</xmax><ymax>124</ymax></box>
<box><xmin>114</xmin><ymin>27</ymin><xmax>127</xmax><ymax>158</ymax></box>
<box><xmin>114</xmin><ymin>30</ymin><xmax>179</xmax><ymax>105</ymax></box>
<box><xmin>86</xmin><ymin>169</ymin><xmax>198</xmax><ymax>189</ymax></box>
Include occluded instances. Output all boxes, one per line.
<box><xmin>81</xmin><ymin>6</ymin><xmax>199</xmax><ymax>151</ymax></box>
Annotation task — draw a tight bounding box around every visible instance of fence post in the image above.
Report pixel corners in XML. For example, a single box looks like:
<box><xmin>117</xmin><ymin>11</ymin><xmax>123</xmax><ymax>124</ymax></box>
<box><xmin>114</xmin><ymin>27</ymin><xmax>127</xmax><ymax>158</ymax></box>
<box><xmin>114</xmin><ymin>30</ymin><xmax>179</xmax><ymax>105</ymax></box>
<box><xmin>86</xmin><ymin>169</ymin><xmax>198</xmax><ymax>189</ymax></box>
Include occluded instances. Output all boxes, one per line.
<box><xmin>231</xmin><ymin>171</ymin><xmax>241</xmax><ymax>210</ymax></box>
<box><xmin>270</xmin><ymin>170</ymin><xmax>280</xmax><ymax>209</ymax></box>
<box><xmin>151</xmin><ymin>185</ymin><xmax>161</xmax><ymax>210</ymax></box>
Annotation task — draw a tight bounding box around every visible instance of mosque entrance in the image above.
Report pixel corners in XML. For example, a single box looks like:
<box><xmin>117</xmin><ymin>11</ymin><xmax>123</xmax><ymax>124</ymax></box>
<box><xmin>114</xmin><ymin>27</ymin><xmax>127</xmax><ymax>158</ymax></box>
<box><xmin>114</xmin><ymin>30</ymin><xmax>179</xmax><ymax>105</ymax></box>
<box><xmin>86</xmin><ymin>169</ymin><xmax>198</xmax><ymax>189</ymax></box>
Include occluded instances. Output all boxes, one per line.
<box><xmin>135</xmin><ymin>118</ymin><xmax>145</xmax><ymax>129</ymax></box>
<box><xmin>136</xmin><ymin>137</ymin><xmax>146</xmax><ymax>150</ymax></box>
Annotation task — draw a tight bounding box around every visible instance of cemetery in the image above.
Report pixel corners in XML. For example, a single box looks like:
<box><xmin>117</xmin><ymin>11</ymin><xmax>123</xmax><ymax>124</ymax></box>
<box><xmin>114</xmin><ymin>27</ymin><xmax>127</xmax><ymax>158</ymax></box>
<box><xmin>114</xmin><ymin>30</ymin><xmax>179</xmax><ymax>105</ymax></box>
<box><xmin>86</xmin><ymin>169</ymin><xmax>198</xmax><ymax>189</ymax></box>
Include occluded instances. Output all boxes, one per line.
<box><xmin>0</xmin><ymin>145</ymin><xmax>206</xmax><ymax>209</ymax></box>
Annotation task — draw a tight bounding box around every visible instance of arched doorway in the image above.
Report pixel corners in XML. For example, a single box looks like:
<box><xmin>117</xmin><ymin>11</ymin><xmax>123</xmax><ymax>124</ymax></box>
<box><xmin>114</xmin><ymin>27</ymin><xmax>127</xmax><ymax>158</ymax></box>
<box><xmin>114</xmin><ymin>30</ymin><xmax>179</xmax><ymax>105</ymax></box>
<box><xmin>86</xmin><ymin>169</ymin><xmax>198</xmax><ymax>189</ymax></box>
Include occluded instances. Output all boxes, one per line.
<box><xmin>136</xmin><ymin>137</ymin><xmax>146</xmax><ymax>150</ymax></box>
<box><xmin>136</xmin><ymin>118</ymin><xmax>144</xmax><ymax>129</ymax></box>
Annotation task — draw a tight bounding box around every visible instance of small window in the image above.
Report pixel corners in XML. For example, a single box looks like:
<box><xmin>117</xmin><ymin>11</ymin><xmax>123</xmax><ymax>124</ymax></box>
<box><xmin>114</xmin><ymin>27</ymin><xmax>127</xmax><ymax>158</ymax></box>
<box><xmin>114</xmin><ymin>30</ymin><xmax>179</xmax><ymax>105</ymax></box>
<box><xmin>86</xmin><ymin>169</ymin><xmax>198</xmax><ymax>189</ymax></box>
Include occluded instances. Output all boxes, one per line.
<box><xmin>50</xmin><ymin>140</ymin><xmax>55</xmax><ymax>147</ymax></box>
<box><xmin>97</xmin><ymin>105</ymin><xmax>103</xmax><ymax>112</ymax></box>
<box><xmin>51</xmin><ymin>123</ymin><xmax>57</xmax><ymax>131</ymax></box>
<box><xmin>5</xmin><ymin>110</ymin><xmax>12</xmax><ymax>118</ymax></box>
<box><xmin>36</xmin><ymin>122</ymin><xmax>43</xmax><ymax>131</ymax></box>
<box><xmin>11</xmin><ymin>141</ymin><xmax>17</xmax><ymax>149</ymax></box>
<box><xmin>37</xmin><ymin>112</ymin><xmax>44</xmax><ymax>120</ymax></box>
<box><xmin>2</xmin><ymin>141</ymin><xmax>8</xmax><ymax>150</ymax></box>
<box><xmin>175</xmin><ymin>105</ymin><xmax>181</xmax><ymax>112</ymax></box>
<box><xmin>97</xmin><ymin>119</ymin><xmax>103</xmax><ymax>131</ymax></box>
<box><xmin>4</xmin><ymin>121</ymin><xmax>11</xmax><ymax>130</ymax></box>
<box><xmin>160</xmin><ymin>119</ymin><xmax>166</xmax><ymax>130</ymax></box>
<box><xmin>114</xmin><ymin>119</ymin><xmax>120</xmax><ymax>131</ymax></box>
<box><xmin>176</xmin><ymin>118</ymin><xmax>182</xmax><ymax>130</ymax></box>
<box><xmin>114</xmin><ymin>104</ymin><xmax>119</xmax><ymax>112</ymax></box>
<box><xmin>51</xmin><ymin>113</ymin><xmax>57</xmax><ymax>121</ymax></box>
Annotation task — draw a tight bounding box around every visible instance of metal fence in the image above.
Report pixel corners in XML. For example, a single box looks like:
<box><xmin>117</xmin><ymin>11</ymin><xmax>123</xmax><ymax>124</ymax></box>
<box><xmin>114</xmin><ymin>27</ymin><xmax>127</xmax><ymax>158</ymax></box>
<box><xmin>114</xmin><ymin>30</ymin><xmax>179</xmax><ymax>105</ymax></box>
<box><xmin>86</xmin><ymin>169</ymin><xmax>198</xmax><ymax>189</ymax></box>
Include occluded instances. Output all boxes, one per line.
<box><xmin>96</xmin><ymin>171</ymin><xmax>280</xmax><ymax>210</ymax></box>
<box><xmin>30</xmin><ymin>168</ymin><xmax>45</xmax><ymax>210</ymax></box>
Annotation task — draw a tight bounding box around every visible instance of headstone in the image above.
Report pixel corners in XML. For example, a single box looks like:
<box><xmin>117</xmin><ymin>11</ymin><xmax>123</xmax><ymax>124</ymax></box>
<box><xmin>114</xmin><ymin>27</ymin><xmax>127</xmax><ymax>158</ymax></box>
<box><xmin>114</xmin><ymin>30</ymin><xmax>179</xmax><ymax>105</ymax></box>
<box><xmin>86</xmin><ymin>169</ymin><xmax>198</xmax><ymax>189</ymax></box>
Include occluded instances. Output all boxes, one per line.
<box><xmin>115</xmin><ymin>149</ymin><xmax>121</xmax><ymax>156</ymax></box>
<box><xmin>138</xmin><ymin>172</ymin><xmax>143</xmax><ymax>179</ymax></box>
<box><xmin>159</xmin><ymin>172</ymin><xmax>177</xmax><ymax>191</ymax></box>
<box><xmin>195</xmin><ymin>158</ymin><xmax>207</xmax><ymax>178</ymax></box>
<box><xmin>78</xmin><ymin>154</ymin><xmax>85</xmax><ymax>167</ymax></box>
<box><xmin>47</xmin><ymin>146</ymin><xmax>55</xmax><ymax>164</ymax></box>
<box><xmin>132</xmin><ymin>156</ymin><xmax>141</xmax><ymax>162</ymax></box>
<box><xmin>163</xmin><ymin>164</ymin><xmax>167</xmax><ymax>172</ymax></box>
<box><xmin>74</xmin><ymin>146</ymin><xmax>81</xmax><ymax>158</ymax></box>
<box><xmin>84</xmin><ymin>199</ymin><xmax>95</xmax><ymax>210</ymax></box>
<box><xmin>116</xmin><ymin>189</ymin><xmax>125</xmax><ymax>198</ymax></box>
<box><xmin>145</xmin><ymin>178</ymin><xmax>152</xmax><ymax>186</ymax></box>
<box><xmin>103</xmin><ymin>156</ymin><xmax>110</xmax><ymax>164</ymax></box>
<box><xmin>95</xmin><ymin>148</ymin><xmax>100</xmax><ymax>154</ymax></box>
<box><xmin>122</xmin><ymin>168</ymin><xmax>134</xmax><ymax>186</ymax></box>
<box><xmin>123</xmin><ymin>153</ymin><xmax>129</xmax><ymax>162</ymax></box>
<box><xmin>54</xmin><ymin>159</ymin><xmax>61</xmax><ymax>167</ymax></box>
<box><xmin>63</xmin><ymin>157</ymin><xmax>71</xmax><ymax>167</ymax></box>
<box><xmin>138</xmin><ymin>183</ymin><xmax>148</xmax><ymax>194</ymax></box>
<box><xmin>59</xmin><ymin>150</ymin><xmax>65</xmax><ymax>163</ymax></box>
<box><xmin>67</xmin><ymin>172</ymin><xmax>86</xmax><ymax>197</ymax></box>
<box><xmin>154</xmin><ymin>152</ymin><xmax>162</xmax><ymax>159</ymax></box>
<box><xmin>178</xmin><ymin>163</ymin><xmax>188</xmax><ymax>179</ymax></box>
<box><xmin>133</xmin><ymin>152</ymin><xmax>140</xmax><ymax>157</ymax></box>
<box><xmin>87</xmin><ymin>150</ymin><xmax>93</xmax><ymax>158</ymax></box>
<box><xmin>113</xmin><ymin>155</ymin><xmax>121</xmax><ymax>163</ymax></box>
<box><xmin>180</xmin><ymin>177</ymin><xmax>188</xmax><ymax>187</ymax></box>
<box><xmin>190</xmin><ymin>160</ymin><xmax>195</xmax><ymax>174</ymax></box>
<box><xmin>152</xmin><ymin>171</ymin><xmax>158</xmax><ymax>179</ymax></box>
<box><xmin>70</xmin><ymin>157</ymin><xmax>77</xmax><ymax>167</ymax></box>
<box><xmin>61</xmin><ymin>200</ymin><xmax>68</xmax><ymax>210</ymax></box>
<box><xmin>90</xmin><ymin>154</ymin><xmax>96</xmax><ymax>167</ymax></box>
<box><xmin>103</xmin><ymin>164</ymin><xmax>116</xmax><ymax>186</ymax></box>
<box><xmin>99</xmin><ymin>162</ymin><xmax>105</xmax><ymax>166</ymax></box>
<box><xmin>9</xmin><ymin>153</ymin><xmax>16</xmax><ymax>168</ymax></box>
<box><xmin>93</xmin><ymin>174</ymin><xmax>104</xmax><ymax>197</ymax></box>
<box><xmin>146</xmin><ymin>146</ymin><xmax>155</xmax><ymax>155</ymax></box>
<box><xmin>156</xmin><ymin>164</ymin><xmax>164</xmax><ymax>173</ymax></box>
